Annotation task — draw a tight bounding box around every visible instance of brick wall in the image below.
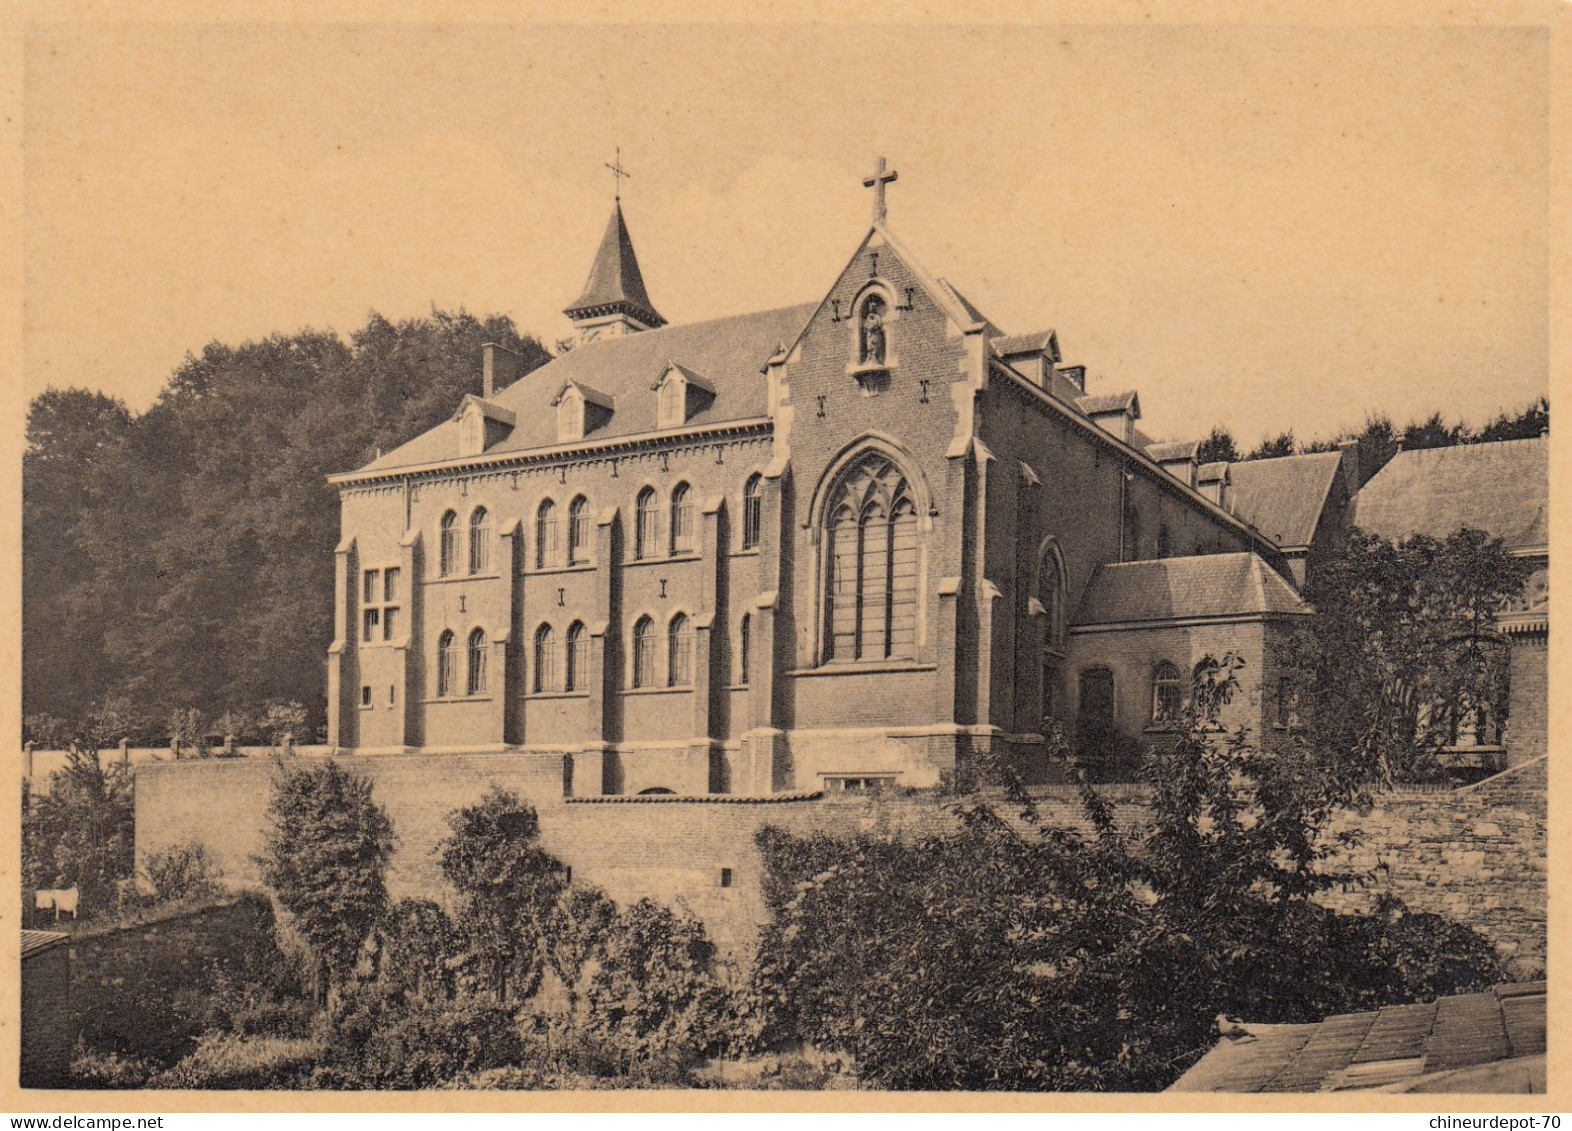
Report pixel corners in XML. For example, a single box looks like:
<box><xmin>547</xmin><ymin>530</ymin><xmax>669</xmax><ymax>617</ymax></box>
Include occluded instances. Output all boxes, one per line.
<box><xmin>137</xmin><ymin>754</ymin><xmax>1545</xmax><ymax>973</ymax></box>
<box><xmin>1506</xmin><ymin>634</ymin><xmax>1547</xmax><ymax>765</ymax></box>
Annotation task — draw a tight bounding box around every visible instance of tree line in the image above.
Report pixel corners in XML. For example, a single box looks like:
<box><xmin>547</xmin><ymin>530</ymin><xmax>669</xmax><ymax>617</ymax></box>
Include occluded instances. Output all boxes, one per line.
<box><xmin>1195</xmin><ymin>397</ymin><xmax>1548</xmax><ymax>485</ymax></box>
<box><xmin>23</xmin><ymin>310</ymin><xmax>550</xmax><ymax>745</ymax></box>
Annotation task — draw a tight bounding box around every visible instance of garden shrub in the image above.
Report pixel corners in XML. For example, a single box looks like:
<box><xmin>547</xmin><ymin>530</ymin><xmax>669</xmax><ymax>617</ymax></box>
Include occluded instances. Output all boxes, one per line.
<box><xmin>143</xmin><ymin>840</ymin><xmax>222</xmax><ymax>902</ymax></box>
<box><xmin>148</xmin><ymin>1033</ymin><xmax>321</xmax><ymax>1090</ymax></box>
<box><xmin>315</xmin><ymin>984</ymin><xmax>528</xmax><ymax>1089</ymax></box>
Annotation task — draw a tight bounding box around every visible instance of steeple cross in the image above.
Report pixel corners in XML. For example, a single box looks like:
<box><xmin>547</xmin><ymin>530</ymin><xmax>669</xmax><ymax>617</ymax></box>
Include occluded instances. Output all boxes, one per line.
<box><xmin>605</xmin><ymin>146</ymin><xmax>632</xmax><ymax>201</ymax></box>
<box><xmin>862</xmin><ymin>156</ymin><xmax>898</xmax><ymax>222</ymax></box>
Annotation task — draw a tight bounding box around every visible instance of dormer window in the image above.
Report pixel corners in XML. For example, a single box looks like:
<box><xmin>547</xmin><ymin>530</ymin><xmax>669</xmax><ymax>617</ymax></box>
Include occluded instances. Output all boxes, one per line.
<box><xmin>551</xmin><ymin>381</ymin><xmax>614</xmax><ymax>444</ymax></box>
<box><xmin>557</xmin><ymin>390</ymin><xmax>585</xmax><ymax>443</ymax></box>
<box><xmin>653</xmin><ymin>363</ymin><xmax>716</xmax><ymax>430</ymax></box>
<box><xmin>454</xmin><ymin>396</ymin><xmax>517</xmax><ymax>458</ymax></box>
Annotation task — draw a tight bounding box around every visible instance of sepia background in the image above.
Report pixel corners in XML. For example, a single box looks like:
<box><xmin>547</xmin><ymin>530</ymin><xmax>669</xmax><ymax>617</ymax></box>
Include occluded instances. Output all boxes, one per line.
<box><xmin>20</xmin><ymin>21</ymin><xmax>1549</xmax><ymax>448</ymax></box>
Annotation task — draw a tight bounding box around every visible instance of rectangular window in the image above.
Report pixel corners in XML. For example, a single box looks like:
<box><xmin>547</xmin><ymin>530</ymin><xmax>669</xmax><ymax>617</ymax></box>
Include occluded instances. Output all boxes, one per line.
<box><xmin>823</xmin><ymin>775</ymin><xmax>896</xmax><ymax>794</ymax></box>
<box><xmin>362</xmin><ymin>565</ymin><xmax>402</xmax><ymax>644</ymax></box>
<box><xmin>360</xmin><ymin>685</ymin><xmax>372</xmax><ymax>707</ymax></box>
<box><xmin>389</xmin><ymin>684</ymin><xmax>397</xmax><ymax>706</ymax></box>
<box><xmin>719</xmin><ymin>868</ymin><xmax>733</xmax><ymax>888</ymax></box>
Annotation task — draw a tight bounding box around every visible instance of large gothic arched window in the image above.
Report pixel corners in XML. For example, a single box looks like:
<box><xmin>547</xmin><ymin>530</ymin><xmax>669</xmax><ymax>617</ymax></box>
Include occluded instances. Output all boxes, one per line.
<box><xmin>823</xmin><ymin>452</ymin><xmax>919</xmax><ymax>663</ymax></box>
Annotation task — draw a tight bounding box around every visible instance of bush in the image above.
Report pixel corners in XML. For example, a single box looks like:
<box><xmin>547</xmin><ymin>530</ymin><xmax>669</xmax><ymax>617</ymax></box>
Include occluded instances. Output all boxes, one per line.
<box><xmin>69</xmin><ymin>1044</ymin><xmax>157</xmax><ymax>1089</ymax></box>
<box><xmin>315</xmin><ymin>984</ymin><xmax>528</xmax><ymax>1089</ymax></box>
<box><xmin>575</xmin><ymin>899</ymin><xmax>731</xmax><ymax>1082</ymax></box>
<box><xmin>77</xmin><ymin>986</ymin><xmax>202</xmax><ymax>1069</ymax></box>
<box><xmin>148</xmin><ymin>1033</ymin><xmax>321</xmax><ymax>1090</ymax></box>
<box><xmin>143</xmin><ymin>841</ymin><xmax>223</xmax><ymax>902</ymax></box>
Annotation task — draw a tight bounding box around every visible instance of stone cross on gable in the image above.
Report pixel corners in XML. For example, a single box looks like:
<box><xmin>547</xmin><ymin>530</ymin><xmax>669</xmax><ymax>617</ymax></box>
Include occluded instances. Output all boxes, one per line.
<box><xmin>863</xmin><ymin>156</ymin><xmax>898</xmax><ymax>222</ymax></box>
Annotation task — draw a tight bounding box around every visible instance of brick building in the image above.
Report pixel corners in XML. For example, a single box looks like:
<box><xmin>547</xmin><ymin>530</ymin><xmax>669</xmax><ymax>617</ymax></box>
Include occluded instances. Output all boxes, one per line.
<box><xmin>319</xmin><ymin>164</ymin><xmax>1517</xmax><ymax>793</ymax></box>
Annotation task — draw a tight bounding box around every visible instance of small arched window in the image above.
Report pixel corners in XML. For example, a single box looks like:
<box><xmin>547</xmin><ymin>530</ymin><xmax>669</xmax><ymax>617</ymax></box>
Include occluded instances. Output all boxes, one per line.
<box><xmin>668</xmin><ymin>613</ymin><xmax>693</xmax><ymax>686</ymax></box>
<box><xmin>635</xmin><ymin>487</ymin><xmax>661</xmax><ymax>560</ymax></box>
<box><xmin>467</xmin><ymin>628</ymin><xmax>489</xmax><ymax>695</ymax></box>
<box><xmin>535</xmin><ymin>499</ymin><xmax>558</xmax><ymax>570</ymax></box>
<box><xmin>1151</xmin><ymin>661</ymin><xmax>1183</xmax><ymax>723</ymax></box>
<box><xmin>631</xmin><ymin>616</ymin><xmax>656</xmax><ymax>688</ymax></box>
<box><xmin>565</xmin><ymin>621</ymin><xmax>589</xmax><ymax>692</ymax></box>
<box><xmin>439</xmin><ymin>511</ymin><xmax>460</xmax><ymax>577</ymax></box>
<box><xmin>738</xmin><ymin>612</ymin><xmax>751</xmax><ymax>686</ymax></box>
<box><xmin>437</xmin><ymin>629</ymin><xmax>458</xmax><ymax>697</ymax></box>
<box><xmin>742</xmin><ymin>474</ymin><xmax>763</xmax><ymax>550</ymax></box>
<box><xmin>469</xmin><ymin>507</ymin><xmax>491</xmax><ymax>574</ymax></box>
<box><xmin>533</xmin><ymin>624</ymin><xmax>556</xmax><ymax>693</ymax></box>
<box><xmin>670</xmin><ymin>483</ymin><xmax>695</xmax><ymax>554</ymax></box>
<box><xmin>567</xmin><ymin>496</ymin><xmax>591</xmax><ymax>565</ymax></box>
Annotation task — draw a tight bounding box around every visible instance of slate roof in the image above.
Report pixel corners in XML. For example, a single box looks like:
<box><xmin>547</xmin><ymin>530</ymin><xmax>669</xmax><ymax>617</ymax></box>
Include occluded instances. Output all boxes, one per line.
<box><xmin>352</xmin><ymin>303</ymin><xmax>816</xmax><ymax>475</ymax></box>
<box><xmin>1077</xmin><ymin>391</ymin><xmax>1140</xmax><ymax>417</ymax></box>
<box><xmin>564</xmin><ymin>202</ymin><xmax>665</xmax><ymax>328</ymax></box>
<box><xmin>993</xmin><ymin>330</ymin><xmax>1058</xmax><ymax>359</ymax></box>
<box><xmin>1348</xmin><ymin>437</ymin><xmax>1549</xmax><ymax>551</ymax></box>
<box><xmin>1073</xmin><ymin>553</ymin><xmax>1309</xmax><ymax>627</ymax></box>
<box><xmin>1168</xmin><ymin>982</ymin><xmax>1547</xmax><ymax>1093</ymax></box>
<box><xmin>21</xmin><ymin>930</ymin><xmax>69</xmax><ymax>960</ymax></box>
<box><xmin>1227</xmin><ymin>450</ymin><xmax>1347</xmax><ymax>550</ymax></box>
<box><xmin>1146</xmin><ymin>440</ymin><xmax>1200</xmax><ymax>464</ymax></box>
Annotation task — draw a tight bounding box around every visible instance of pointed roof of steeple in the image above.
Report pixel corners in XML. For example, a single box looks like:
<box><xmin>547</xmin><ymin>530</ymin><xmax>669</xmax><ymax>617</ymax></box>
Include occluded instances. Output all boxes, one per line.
<box><xmin>564</xmin><ymin>201</ymin><xmax>666</xmax><ymax>329</ymax></box>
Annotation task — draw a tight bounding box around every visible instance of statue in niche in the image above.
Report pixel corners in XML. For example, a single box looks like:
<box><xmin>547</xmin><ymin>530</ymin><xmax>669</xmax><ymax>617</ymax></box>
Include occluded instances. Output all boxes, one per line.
<box><xmin>858</xmin><ymin>294</ymin><xmax>887</xmax><ymax>366</ymax></box>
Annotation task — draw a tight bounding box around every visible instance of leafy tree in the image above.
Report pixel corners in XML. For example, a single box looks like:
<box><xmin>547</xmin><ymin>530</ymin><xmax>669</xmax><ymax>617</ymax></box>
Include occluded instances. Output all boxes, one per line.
<box><xmin>22</xmin><ymin>390</ymin><xmax>138</xmax><ymax>722</ymax></box>
<box><xmin>22</xmin><ymin>309</ymin><xmax>549</xmax><ymax>737</ymax></box>
<box><xmin>576</xmin><ymin>899</ymin><xmax>729</xmax><ymax>1078</ymax></box>
<box><xmin>1296</xmin><ymin>526</ymin><xmax>1532</xmax><ymax>785</ymax></box>
<box><xmin>257</xmin><ymin>760</ymin><xmax>395</xmax><ymax>1004</ymax></box>
<box><xmin>22</xmin><ymin>742</ymin><xmax>136</xmax><ymax>917</ymax></box>
<box><xmin>1477</xmin><ymin>396</ymin><xmax>1549</xmax><ymax>443</ymax></box>
<box><xmin>1400</xmin><ymin>411</ymin><xmax>1467</xmax><ymax>452</ymax></box>
<box><xmin>435</xmin><ymin>788</ymin><xmax>567</xmax><ymax>1002</ymax></box>
<box><xmin>745</xmin><ymin>659</ymin><xmax>1501</xmax><ymax>1090</ymax></box>
<box><xmin>1195</xmin><ymin>425</ymin><xmax>1239</xmax><ymax>465</ymax></box>
<box><xmin>1246</xmin><ymin>430</ymin><xmax>1297</xmax><ymax>460</ymax></box>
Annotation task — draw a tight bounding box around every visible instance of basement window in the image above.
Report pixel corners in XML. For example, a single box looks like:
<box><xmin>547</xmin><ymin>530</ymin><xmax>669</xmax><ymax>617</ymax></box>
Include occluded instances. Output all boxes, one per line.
<box><xmin>822</xmin><ymin>775</ymin><xmax>896</xmax><ymax>794</ymax></box>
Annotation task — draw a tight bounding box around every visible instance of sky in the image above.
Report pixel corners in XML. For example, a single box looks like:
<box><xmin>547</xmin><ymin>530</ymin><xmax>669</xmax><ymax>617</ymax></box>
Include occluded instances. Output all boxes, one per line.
<box><xmin>22</xmin><ymin>21</ymin><xmax>1550</xmax><ymax>448</ymax></box>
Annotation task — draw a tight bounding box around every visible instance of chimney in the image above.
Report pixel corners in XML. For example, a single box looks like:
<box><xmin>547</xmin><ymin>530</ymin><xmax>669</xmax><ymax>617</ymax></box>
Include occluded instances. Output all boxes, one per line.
<box><xmin>481</xmin><ymin>343</ymin><xmax>522</xmax><ymax>400</ymax></box>
<box><xmin>1336</xmin><ymin>438</ymin><xmax>1360</xmax><ymax>494</ymax></box>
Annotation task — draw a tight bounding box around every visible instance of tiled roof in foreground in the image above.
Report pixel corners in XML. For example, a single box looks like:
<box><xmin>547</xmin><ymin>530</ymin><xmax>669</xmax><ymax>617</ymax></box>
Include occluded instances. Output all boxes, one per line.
<box><xmin>1073</xmin><ymin>552</ymin><xmax>1309</xmax><ymax>627</ymax></box>
<box><xmin>21</xmin><ymin>930</ymin><xmax>69</xmax><ymax>960</ymax></box>
<box><xmin>1168</xmin><ymin>982</ymin><xmax>1546</xmax><ymax>1093</ymax></box>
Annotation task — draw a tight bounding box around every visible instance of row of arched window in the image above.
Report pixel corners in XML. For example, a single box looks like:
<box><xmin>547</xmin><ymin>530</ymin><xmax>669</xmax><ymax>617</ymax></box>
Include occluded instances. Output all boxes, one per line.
<box><xmin>434</xmin><ymin>475</ymin><xmax>766</xmax><ymax>578</ymax></box>
<box><xmin>432</xmin><ymin>613</ymin><xmax>754</xmax><ymax>699</ymax></box>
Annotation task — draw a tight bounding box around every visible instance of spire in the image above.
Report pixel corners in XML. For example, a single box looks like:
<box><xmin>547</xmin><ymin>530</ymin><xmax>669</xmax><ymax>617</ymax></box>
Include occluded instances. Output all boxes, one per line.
<box><xmin>564</xmin><ymin>201</ymin><xmax>666</xmax><ymax>340</ymax></box>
